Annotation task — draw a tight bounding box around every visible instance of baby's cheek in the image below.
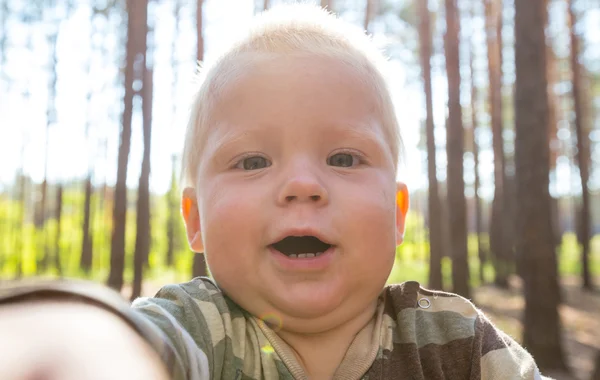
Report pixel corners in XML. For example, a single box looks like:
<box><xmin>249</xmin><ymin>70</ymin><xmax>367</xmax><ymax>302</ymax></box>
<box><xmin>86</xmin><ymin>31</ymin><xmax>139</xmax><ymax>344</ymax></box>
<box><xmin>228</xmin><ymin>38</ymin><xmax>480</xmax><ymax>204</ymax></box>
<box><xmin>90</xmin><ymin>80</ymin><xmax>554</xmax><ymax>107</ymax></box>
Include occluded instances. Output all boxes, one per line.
<box><xmin>341</xmin><ymin>188</ymin><xmax>397</xmax><ymax>257</ymax></box>
<box><xmin>204</xmin><ymin>187</ymin><xmax>265</xmax><ymax>245</ymax></box>
<box><xmin>342</xmin><ymin>185</ymin><xmax>395</xmax><ymax>226</ymax></box>
<box><xmin>204</xmin><ymin>184</ymin><xmax>245</xmax><ymax>216</ymax></box>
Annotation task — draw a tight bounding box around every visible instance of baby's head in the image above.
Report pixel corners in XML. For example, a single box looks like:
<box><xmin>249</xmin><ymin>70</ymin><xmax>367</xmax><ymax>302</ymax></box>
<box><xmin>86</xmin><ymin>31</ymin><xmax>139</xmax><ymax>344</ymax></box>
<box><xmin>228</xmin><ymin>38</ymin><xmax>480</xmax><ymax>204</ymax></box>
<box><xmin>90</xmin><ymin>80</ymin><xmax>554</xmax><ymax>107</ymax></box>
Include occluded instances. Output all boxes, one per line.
<box><xmin>181</xmin><ymin>4</ymin><xmax>409</xmax><ymax>334</ymax></box>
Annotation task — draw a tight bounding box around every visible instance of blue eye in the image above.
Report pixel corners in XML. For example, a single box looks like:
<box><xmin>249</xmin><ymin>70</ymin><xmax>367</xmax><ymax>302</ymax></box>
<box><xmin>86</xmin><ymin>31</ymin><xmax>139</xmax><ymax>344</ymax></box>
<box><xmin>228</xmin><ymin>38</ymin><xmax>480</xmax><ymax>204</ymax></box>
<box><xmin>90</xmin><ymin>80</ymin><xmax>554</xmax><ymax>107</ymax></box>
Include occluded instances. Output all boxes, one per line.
<box><xmin>236</xmin><ymin>156</ymin><xmax>271</xmax><ymax>170</ymax></box>
<box><xmin>327</xmin><ymin>153</ymin><xmax>357</xmax><ymax>167</ymax></box>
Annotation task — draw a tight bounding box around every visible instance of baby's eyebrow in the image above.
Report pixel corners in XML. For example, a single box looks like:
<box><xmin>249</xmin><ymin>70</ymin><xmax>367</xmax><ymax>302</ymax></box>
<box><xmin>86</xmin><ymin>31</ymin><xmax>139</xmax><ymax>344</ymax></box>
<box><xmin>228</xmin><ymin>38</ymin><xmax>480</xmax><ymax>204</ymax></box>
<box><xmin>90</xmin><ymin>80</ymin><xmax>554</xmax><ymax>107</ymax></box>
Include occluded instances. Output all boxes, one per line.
<box><xmin>206</xmin><ymin>126</ymin><xmax>255</xmax><ymax>158</ymax></box>
<box><xmin>325</xmin><ymin>123</ymin><xmax>387</xmax><ymax>147</ymax></box>
<box><xmin>206</xmin><ymin>121</ymin><xmax>387</xmax><ymax>159</ymax></box>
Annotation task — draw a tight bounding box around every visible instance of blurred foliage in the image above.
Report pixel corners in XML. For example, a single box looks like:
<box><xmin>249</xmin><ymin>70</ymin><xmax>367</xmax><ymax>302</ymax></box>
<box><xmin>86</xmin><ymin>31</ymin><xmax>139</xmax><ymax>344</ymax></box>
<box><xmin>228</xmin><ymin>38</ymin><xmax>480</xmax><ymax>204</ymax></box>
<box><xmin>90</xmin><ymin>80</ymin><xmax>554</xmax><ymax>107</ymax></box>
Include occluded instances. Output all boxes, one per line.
<box><xmin>1</xmin><ymin>187</ymin><xmax>598</xmax><ymax>288</ymax></box>
<box><xmin>0</xmin><ymin>186</ymin><xmax>192</xmax><ymax>284</ymax></box>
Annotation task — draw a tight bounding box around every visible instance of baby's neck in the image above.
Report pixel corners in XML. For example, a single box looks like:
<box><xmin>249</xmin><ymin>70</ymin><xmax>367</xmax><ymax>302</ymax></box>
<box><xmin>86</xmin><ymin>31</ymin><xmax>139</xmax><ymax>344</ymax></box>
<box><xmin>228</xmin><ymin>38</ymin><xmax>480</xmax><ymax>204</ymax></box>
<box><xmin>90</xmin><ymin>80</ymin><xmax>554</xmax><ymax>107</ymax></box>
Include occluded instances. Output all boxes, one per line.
<box><xmin>276</xmin><ymin>300</ymin><xmax>378</xmax><ymax>379</ymax></box>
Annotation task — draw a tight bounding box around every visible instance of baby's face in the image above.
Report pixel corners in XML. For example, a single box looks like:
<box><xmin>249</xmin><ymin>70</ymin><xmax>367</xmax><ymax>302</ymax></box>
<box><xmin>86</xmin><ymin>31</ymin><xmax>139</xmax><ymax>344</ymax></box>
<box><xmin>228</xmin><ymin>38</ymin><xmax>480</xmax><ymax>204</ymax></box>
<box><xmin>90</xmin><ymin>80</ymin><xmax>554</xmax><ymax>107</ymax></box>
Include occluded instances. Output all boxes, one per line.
<box><xmin>187</xmin><ymin>54</ymin><xmax>404</xmax><ymax>333</ymax></box>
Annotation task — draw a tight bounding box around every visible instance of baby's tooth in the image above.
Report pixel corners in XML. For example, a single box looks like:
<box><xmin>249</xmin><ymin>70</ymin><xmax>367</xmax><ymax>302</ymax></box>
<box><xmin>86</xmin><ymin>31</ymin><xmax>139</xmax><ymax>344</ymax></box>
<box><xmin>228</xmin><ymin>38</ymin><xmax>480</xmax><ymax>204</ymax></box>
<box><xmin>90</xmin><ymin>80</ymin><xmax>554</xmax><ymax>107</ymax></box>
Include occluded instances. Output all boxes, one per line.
<box><xmin>306</xmin><ymin>253</ymin><xmax>315</xmax><ymax>258</ymax></box>
<box><xmin>288</xmin><ymin>254</ymin><xmax>298</xmax><ymax>259</ymax></box>
<box><xmin>297</xmin><ymin>253</ymin><xmax>307</xmax><ymax>259</ymax></box>
<box><xmin>315</xmin><ymin>252</ymin><xmax>323</xmax><ymax>257</ymax></box>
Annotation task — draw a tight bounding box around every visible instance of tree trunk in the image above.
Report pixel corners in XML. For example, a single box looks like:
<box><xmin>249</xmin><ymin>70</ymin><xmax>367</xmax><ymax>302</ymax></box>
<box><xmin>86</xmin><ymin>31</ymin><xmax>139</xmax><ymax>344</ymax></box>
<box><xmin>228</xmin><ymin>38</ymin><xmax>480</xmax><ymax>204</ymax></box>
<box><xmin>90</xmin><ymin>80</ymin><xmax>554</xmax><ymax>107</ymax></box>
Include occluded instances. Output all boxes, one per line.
<box><xmin>364</xmin><ymin>0</ymin><xmax>377</xmax><ymax>34</ymax></box>
<box><xmin>80</xmin><ymin>173</ymin><xmax>94</xmax><ymax>273</ymax></box>
<box><xmin>544</xmin><ymin>0</ymin><xmax>558</xmax><ymax>177</ymax></box>
<box><xmin>166</xmin><ymin>156</ymin><xmax>178</xmax><ymax>267</ymax></box>
<box><xmin>37</xmin><ymin>23</ymin><xmax>59</xmax><ymax>273</ymax></box>
<box><xmin>166</xmin><ymin>1</ymin><xmax>180</xmax><ymax>269</ymax></box>
<box><xmin>192</xmin><ymin>0</ymin><xmax>208</xmax><ymax>278</ymax></box>
<box><xmin>13</xmin><ymin>163</ymin><xmax>27</xmax><ymax>279</ymax></box>
<box><xmin>197</xmin><ymin>0</ymin><xmax>204</xmax><ymax>66</ymax></box>
<box><xmin>472</xmin><ymin>128</ymin><xmax>485</xmax><ymax>284</ymax></box>
<box><xmin>35</xmin><ymin>180</ymin><xmax>49</xmax><ymax>273</ymax></box>
<box><xmin>131</xmin><ymin>0</ymin><xmax>151</xmax><ymax>301</ymax></box>
<box><xmin>418</xmin><ymin>0</ymin><xmax>443</xmax><ymax>290</ymax></box>
<box><xmin>568</xmin><ymin>0</ymin><xmax>592</xmax><ymax>291</ymax></box>
<box><xmin>470</xmin><ymin>2</ymin><xmax>485</xmax><ymax>284</ymax></box>
<box><xmin>13</xmin><ymin>34</ymin><xmax>34</xmax><ymax>278</ymax></box>
<box><xmin>54</xmin><ymin>184</ymin><xmax>63</xmax><ymax>276</ymax></box>
<box><xmin>108</xmin><ymin>0</ymin><xmax>144</xmax><ymax>291</ymax></box>
<box><xmin>35</xmin><ymin>183</ymin><xmax>48</xmax><ymax>230</ymax></box>
<box><xmin>592</xmin><ymin>351</ymin><xmax>600</xmax><ymax>380</ymax></box>
<box><xmin>321</xmin><ymin>0</ymin><xmax>333</xmax><ymax>11</ymax></box>
<box><xmin>99</xmin><ymin>146</ymin><xmax>109</xmax><ymax>274</ymax></box>
<box><xmin>80</xmin><ymin>5</ymin><xmax>96</xmax><ymax>275</ymax></box>
<box><xmin>484</xmin><ymin>0</ymin><xmax>510</xmax><ymax>288</ymax></box>
<box><xmin>444</xmin><ymin>0</ymin><xmax>470</xmax><ymax>299</ymax></box>
<box><xmin>132</xmin><ymin>68</ymin><xmax>152</xmax><ymax>300</ymax></box>
<box><xmin>545</xmin><ymin>11</ymin><xmax>562</xmax><ymax>251</ymax></box>
<box><xmin>514</xmin><ymin>0</ymin><xmax>568</xmax><ymax>371</ymax></box>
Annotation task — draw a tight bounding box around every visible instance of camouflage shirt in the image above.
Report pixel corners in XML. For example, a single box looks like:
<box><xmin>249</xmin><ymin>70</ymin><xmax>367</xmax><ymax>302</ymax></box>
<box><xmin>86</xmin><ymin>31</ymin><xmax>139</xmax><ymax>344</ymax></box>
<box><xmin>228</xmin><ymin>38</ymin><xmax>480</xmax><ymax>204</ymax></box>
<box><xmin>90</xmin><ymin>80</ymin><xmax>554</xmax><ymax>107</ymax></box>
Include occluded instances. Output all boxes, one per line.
<box><xmin>0</xmin><ymin>277</ymin><xmax>544</xmax><ymax>379</ymax></box>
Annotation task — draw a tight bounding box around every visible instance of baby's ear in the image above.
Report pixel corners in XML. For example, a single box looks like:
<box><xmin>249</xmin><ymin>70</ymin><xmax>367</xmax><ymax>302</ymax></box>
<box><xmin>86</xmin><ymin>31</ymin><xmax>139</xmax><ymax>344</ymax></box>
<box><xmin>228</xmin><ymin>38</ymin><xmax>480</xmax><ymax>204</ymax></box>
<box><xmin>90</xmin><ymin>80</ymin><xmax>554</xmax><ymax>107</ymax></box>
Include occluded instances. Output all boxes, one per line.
<box><xmin>181</xmin><ymin>188</ymin><xmax>204</xmax><ymax>253</ymax></box>
<box><xmin>395</xmin><ymin>182</ymin><xmax>409</xmax><ymax>245</ymax></box>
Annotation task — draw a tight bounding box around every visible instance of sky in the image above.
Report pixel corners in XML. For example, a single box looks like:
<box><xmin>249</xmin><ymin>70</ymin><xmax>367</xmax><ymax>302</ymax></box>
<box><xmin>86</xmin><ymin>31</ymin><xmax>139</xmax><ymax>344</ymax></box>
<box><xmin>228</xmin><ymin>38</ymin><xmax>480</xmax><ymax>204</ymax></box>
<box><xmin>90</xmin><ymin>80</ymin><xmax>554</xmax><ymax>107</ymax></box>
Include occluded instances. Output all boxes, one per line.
<box><xmin>0</xmin><ymin>0</ymin><xmax>598</xmax><ymax>198</ymax></box>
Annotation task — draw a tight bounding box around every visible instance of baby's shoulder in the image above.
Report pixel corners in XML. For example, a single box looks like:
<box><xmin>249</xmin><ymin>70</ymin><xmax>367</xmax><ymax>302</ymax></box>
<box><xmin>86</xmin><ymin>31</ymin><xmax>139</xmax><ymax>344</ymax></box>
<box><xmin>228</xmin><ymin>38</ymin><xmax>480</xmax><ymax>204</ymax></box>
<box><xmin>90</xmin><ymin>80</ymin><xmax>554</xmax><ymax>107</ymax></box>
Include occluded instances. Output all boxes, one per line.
<box><xmin>132</xmin><ymin>278</ymin><xmax>262</xmax><ymax>379</ymax></box>
<box><xmin>374</xmin><ymin>283</ymin><xmax>542</xmax><ymax>378</ymax></box>
<box><xmin>384</xmin><ymin>281</ymin><xmax>478</xmax><ymax>315</ymax></box>
<box><xmin>382</xmin><ymin>282</ymin><xmax>481</xmax><ymax>346</ymax></box>
<box><xmin>135</xmin><ymin>277</ymin><xmax>243</xmax><ymax>319</ymax></box>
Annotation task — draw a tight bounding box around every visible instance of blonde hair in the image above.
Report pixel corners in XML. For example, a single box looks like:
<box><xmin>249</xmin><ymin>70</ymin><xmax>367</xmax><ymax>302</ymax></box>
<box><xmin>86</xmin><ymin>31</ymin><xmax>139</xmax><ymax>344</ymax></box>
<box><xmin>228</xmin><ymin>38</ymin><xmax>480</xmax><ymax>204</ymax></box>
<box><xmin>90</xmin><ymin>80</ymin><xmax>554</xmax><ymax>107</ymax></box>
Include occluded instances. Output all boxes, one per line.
<box><xmin>181</xmin><ymin>3</ymin><xmax>401</xmax><ymax>188</ymax></box>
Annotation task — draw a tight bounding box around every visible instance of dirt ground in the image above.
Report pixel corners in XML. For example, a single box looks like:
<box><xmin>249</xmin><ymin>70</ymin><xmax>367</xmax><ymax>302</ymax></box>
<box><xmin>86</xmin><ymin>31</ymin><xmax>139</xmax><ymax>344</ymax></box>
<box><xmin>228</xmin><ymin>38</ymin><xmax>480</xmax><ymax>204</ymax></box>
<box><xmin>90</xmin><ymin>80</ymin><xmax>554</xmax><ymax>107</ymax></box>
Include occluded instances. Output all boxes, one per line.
<box><xmin>474</xmin><ymin>276</ymin><xmax>600</xmax><ymax>380</ymax></box>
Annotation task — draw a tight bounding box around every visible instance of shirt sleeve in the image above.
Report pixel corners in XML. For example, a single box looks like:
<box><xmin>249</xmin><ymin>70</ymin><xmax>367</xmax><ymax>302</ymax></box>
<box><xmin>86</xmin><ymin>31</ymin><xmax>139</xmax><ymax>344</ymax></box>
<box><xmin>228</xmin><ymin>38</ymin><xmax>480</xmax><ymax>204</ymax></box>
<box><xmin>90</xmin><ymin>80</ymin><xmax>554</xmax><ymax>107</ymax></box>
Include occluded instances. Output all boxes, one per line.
<box><xmin>475</xmin><ymin>312</ymin><xmax>549</xmax><ymax>380</ymax></box>
<box><xmin>0</xmin><ymin>280</ymin><xmax>212</xmax><ymax>380</ymax></box>
<box><xmin>131</xmin><ymin>282</ymin><xmax>218</xmax><ymax>380</ymax></box>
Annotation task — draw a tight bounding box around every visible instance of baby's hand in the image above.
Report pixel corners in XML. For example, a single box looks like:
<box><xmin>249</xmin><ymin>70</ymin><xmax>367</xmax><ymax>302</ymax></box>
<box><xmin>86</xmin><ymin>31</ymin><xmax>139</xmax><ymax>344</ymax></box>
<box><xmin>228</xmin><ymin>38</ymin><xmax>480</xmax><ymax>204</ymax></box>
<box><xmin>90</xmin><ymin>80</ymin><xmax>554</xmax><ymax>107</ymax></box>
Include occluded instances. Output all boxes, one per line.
<box><xmin>0</xmin><ymin>301</ymin><xmax>169</xmax><ymax>380</ymax></box>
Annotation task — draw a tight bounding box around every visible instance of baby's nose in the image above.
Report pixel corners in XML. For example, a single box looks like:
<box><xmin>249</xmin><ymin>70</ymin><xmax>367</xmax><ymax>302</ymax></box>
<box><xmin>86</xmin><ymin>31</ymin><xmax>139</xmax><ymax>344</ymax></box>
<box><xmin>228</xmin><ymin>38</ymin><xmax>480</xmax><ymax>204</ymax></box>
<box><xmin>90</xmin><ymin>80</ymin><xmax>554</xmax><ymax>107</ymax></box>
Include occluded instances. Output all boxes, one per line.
<box><xmin>277</xmin><ymin>171</ymin><xmax>329</xmax><ymax>206</ymax></box>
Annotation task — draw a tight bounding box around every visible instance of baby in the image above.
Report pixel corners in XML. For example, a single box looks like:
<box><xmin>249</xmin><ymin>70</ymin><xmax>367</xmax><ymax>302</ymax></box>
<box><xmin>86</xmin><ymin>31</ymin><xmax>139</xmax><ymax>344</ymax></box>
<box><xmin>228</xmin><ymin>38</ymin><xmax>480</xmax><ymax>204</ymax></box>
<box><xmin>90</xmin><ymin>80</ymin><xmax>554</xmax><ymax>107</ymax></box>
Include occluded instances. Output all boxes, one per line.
<box><xmin>0</xmin><ymin>4</ymin><xmax>545</xmax><ymax>380</ymax></box>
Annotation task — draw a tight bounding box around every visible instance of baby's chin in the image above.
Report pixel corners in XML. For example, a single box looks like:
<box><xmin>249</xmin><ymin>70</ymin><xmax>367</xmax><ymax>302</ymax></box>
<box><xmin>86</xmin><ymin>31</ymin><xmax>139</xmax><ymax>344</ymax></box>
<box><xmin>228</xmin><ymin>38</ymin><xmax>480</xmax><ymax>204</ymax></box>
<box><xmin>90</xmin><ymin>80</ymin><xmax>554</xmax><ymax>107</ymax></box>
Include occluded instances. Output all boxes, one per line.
<box><xmin>254</xmin><ymin>280</ymin><xmax>376</xmax><ymax>333</ymax></box>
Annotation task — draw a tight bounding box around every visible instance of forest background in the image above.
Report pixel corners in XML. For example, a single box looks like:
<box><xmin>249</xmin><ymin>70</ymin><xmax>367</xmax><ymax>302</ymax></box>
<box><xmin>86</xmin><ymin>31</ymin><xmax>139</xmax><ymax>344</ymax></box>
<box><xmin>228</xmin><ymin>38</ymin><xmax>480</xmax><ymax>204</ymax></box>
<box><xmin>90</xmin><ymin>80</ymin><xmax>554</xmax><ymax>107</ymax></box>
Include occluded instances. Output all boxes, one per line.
<box><xmin>0</xmin><ymin>0</ymin><xmax>599</xmax><ymax>379</ymax></box>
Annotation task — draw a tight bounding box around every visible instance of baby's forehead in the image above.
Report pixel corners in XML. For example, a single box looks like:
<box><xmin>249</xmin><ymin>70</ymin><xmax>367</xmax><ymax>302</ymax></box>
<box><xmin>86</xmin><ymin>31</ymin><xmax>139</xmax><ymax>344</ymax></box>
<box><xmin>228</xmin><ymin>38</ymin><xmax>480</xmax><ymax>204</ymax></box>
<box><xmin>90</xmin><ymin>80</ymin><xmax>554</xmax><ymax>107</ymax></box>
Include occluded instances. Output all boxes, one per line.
<box><xmin>209</xmin><ymin>55</ymin><xmax>380</xmax><ymax>118</ymax></box>
<box><xmin>195</xmin><ymin>52</ymin><xmax>392</xmax><ymax>157</ymax></box>
<box><xmin>209</xmin><ymin>51</ymin><xmax>374</xmax><ymax>95</ymax></box>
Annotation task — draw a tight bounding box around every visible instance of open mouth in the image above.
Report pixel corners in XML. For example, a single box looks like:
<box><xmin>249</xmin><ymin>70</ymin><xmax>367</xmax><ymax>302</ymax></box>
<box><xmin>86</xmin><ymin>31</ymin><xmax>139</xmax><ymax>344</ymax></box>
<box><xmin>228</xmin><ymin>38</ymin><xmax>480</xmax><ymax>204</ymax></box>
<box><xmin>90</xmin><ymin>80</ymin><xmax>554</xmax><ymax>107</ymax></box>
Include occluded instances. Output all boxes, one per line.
<box><xmin>270</xmin><ymin>236</ymin><xmax>332</xmax><ymax>259</ymax></box>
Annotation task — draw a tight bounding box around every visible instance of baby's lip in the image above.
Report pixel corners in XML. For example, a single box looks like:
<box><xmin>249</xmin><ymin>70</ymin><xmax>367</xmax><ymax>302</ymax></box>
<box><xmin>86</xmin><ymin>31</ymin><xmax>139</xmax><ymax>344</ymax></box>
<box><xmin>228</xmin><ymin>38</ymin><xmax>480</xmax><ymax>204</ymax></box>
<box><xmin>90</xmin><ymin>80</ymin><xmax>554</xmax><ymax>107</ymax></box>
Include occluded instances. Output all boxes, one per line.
<box><xmin>270</xmin><ymin>227</ymin><xmax>334</xmax><ymax>247</ymax></box>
